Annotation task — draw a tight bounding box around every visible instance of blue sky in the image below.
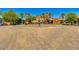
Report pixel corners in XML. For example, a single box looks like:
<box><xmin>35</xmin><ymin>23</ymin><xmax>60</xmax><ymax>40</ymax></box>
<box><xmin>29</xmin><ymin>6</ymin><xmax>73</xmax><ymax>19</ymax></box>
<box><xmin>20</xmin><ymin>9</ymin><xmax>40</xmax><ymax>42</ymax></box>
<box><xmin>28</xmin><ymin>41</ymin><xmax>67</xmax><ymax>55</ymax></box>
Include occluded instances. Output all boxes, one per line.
<box><xmin>0</xmin><ymin>8</ymin><xmax>79</xmax><ymax>18</ymax></box>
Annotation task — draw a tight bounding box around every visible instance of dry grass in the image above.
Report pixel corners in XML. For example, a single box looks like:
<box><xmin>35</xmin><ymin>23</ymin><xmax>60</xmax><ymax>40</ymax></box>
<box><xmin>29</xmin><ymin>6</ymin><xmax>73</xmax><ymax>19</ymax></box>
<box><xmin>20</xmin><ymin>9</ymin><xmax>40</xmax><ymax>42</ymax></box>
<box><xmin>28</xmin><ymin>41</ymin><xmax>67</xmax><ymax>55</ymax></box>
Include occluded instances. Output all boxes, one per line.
<box><xmin>0</xmin><ymin>24</ymin><xmax>79</xmax><ymax>50</ymax></box>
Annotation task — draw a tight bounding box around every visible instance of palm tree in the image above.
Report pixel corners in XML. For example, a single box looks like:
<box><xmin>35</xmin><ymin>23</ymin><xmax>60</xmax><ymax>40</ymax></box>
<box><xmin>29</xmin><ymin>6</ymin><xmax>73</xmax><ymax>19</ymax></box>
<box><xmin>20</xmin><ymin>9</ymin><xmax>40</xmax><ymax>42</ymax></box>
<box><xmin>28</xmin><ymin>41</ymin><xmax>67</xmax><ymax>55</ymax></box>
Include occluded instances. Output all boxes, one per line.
<box><xmin>60</xmin><ymin>13</ymin><xmax>65</xmax><ymax>24</ymax></box>
<box><xmin>49</xmin><ymin>13</ymin><xmax>52</xmax><ymax>18</ymax></box>
<box><xmin>20</xmin><ymin>13</ymin><xmax>24</xmax><ymax>18</ymax></box>
<box><xmin>0</xmin><ymin>10</ymin><xmax>3</xmax><ymax>25</ymax></box>
<box><xmin>0</xmin><ymin>10</ymin><xmax>3</xmax><ymax>16</ymax></box>
<box><xmin>60</xmin><ymin>13</ymin><xmax>65</xmax><ymax>19</ymax></box>
<box><xmin>41</xmin><ymin>12</ymin><xmax>52</xmax><ymax>23</ymax></box>
<box><xmin>25</xmin><ymin>13</ymin><xmax>31</xmax><ymax>23</ymax></box>
<box><xmin>20</xmin><ymin>13</ymin><xmax>24</xmax><ymax>24</ymax></box>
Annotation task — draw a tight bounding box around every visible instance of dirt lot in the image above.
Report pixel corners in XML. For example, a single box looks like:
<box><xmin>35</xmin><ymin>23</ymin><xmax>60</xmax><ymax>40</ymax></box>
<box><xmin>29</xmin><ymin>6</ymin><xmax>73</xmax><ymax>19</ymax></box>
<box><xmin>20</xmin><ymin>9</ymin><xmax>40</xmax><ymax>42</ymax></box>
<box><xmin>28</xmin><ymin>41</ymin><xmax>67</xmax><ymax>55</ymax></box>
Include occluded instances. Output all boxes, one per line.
<box><xmin>0</xmin><ymin>24</ymin><xmax>79</xmax><ymax>50</ymax></box>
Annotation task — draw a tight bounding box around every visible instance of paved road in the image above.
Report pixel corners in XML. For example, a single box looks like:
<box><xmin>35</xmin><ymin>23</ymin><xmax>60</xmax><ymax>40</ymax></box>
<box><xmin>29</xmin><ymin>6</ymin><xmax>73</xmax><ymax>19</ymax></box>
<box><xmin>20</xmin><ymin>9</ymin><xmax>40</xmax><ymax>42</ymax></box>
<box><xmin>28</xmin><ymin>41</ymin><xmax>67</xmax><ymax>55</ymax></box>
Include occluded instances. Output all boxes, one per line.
<box><xmin>0</xmin><ymin>25</ymin><xmax>79</xmax><ymax>50</ymax></box>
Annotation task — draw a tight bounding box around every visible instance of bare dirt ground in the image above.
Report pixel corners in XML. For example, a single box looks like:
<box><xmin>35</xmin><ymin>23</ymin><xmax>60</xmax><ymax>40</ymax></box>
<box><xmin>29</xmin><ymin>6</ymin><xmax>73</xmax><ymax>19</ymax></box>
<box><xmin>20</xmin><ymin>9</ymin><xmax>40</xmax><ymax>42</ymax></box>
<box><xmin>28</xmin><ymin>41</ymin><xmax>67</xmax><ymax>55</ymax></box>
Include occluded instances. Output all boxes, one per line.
<box><xmin>0</xmin><ymin>24</ymin><xmax>79</xmax><ymax>50</ymax></box>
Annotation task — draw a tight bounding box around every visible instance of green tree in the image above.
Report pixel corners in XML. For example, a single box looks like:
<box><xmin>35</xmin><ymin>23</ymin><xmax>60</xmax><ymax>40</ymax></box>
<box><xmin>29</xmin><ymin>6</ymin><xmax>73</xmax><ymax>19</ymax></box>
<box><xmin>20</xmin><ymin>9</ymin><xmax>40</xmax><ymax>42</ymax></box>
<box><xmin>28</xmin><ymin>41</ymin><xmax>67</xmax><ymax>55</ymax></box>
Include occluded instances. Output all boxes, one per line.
<box><xmin>28</xmin><ymin>16</ymin><xmax>36</xmax><ymax>23</ymax></box>
<box><xmin>3</xmin><ymin>10</ymin><xmax>18</xmax><ymax>24</ymax></box>
<box><xmin>26</xmin><ymin>13</ymin><xmax>36</xmax><ymax>23</ymax></box>
<box><xmin>65</xmin><ymin>13</ymin><xmax>77</xmax><ymax>25</ymax></box>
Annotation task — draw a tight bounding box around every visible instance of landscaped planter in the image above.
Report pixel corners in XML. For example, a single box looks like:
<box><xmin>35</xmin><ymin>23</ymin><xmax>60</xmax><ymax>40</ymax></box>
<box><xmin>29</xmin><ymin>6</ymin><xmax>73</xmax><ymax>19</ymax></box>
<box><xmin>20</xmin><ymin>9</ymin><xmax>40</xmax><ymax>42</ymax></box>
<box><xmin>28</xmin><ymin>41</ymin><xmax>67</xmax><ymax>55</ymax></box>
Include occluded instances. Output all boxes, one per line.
<box><xmin>52</xmin><ymin>20</ymin><xmax>62</xmax><ymax>24</ymax></box>
<box><xmin>4</xmin><ymin>22</ymin><xmax>11</xmax><ymax>25</ymax></box>
<box><xmin>25</xmin><ymin>21</ymin><xmax>29</xmax><ymax>25</ymax></box>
